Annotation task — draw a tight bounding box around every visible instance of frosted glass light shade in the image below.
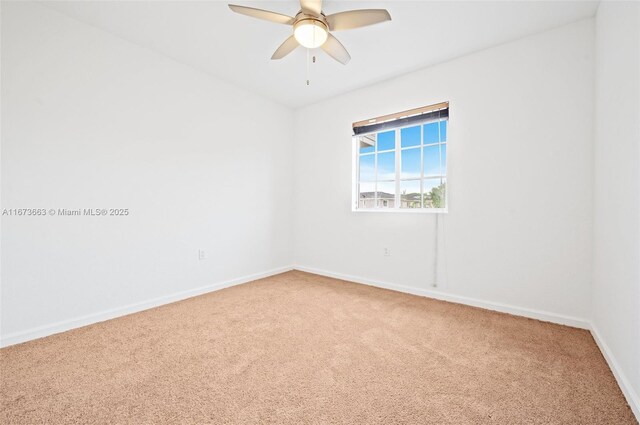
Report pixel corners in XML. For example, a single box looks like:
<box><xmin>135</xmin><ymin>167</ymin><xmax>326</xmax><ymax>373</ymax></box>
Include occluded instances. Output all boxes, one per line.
<box><xmin>294</xmin><ymin>19</ymin><xmax>328</xmax><ymax>49</ymax></box>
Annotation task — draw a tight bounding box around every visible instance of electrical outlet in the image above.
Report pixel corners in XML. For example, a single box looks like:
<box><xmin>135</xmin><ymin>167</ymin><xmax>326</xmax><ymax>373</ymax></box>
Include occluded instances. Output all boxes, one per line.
<box><xmin>383</xmin><ymin>247</ymin><xmax>391</xmax><ymax>257</ymax></box>
<box><xmin>198</xmin><ymin>249</ymin><xmax>206</xmax><ymax>260</ymax></box>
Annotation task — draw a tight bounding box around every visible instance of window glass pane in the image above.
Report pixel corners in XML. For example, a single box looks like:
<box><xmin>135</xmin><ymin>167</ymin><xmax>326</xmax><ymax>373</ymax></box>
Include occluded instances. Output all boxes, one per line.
<box><xmin>423</xmin><ymin>122</ymin><xmax>439</xmax><ymax>144</ymax></box>
<box><xmin>359</xmin><ymin>181</ymin><xmax>375</xmax><ymax>193</ymax></box>
<box><xmin>423</xmin><ymin>145</ymin><xmax>441</xmax><ymax>176</ymax></box>
<box><xmin>440</xmin><ymin>120</ymin><xmax>447</xmax><ymax>142</ymax></box>
<box><xmin>401</xmin><ymin>147</ymin><xmax>421</xmax><ymax>179</ymax></box>
<box><xmin>441</xmin><ymin>144</ymin><xmax>447</xmax><ymax>175</ymax></box>
<box><xmin>376</xmin><ymin>181</ymin><xmax>395</xmax><ymax>208</ymax></box>
<box><xmin>358</xmin><ymin>181</ymin><xmax>376</xmax><ymax>209</ymax></box>
<box><xmin>377</xmin><ymin>130</ymin><xmax>395</xmax><ymax>151</ymax></box>
<box><xmin>359</xmin><ymin>154</ymin><xmax>375</xmax><ymax>181</ymax></box>
<box><xmin>423</xmin><ymin>178</ymin><xmax>446</xmax><ymax>209</ymax></box>
<box><xmin>423</xmin><ymin>120</ymin><xmax>447</xmax><ymax>144</ymax></box>
<box><xmin>359</xmin><ymin>135</ymin><xmax>375</xmax><ymax>154</ymax></box>
<box><xmin>401</xmin><ymin>126</ymin><xmax>420</xmax><ymax>148</ymax></box>
<box><xmin>377</xmin><ymin>151</ymin><xmax>395</xmax><ymax>181</ymax></box>
<box><xmin>400</xmin><ymin>180</ymin><xmax>421</xmax><ymax>209</ymax></box>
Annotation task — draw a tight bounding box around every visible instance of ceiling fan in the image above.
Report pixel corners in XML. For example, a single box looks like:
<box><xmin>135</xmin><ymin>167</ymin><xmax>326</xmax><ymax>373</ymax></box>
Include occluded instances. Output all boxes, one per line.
<box><xmin>228</xmin><ymin>0</ymin><xmax>391</xmax><ymax>65</ymax></box>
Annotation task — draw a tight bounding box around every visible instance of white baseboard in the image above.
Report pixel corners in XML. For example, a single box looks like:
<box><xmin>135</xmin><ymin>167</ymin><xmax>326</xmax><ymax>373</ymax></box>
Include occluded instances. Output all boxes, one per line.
<box><xmin>590</xmin><ymin>324</ymin><xmax>640</xmax><ymax>420</ymax></box>
<box><xmin>0</xmin><ymin>265</ymin><xmax>294</xmax><ymax>348</ymax></box>
<box><xmin>293</xmin><ymin>265</ymin><xmax>590</xmax><ymax>329</ymax></box>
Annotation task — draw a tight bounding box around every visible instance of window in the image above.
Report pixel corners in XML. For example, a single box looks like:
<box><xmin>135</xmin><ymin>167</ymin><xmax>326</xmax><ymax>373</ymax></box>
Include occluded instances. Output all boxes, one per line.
<box><xmin>353</xmin><ymin>102</ymin><xmax>449</xmax><ymax>212</ymax></box>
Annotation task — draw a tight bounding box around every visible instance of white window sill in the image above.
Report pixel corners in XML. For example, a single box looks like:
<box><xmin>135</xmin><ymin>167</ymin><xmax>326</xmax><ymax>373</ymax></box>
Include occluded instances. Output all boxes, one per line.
<box><xmin>352</xmin><ymin>208</ymin><xmax>448</xmax><ymax>214</ymax></box>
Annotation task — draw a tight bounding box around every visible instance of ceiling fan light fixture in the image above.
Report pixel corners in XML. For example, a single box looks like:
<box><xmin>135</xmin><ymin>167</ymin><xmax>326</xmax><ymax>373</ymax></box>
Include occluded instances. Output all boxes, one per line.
<box><xmin>229</xmin><ymin>1</ymin><xmax>391</xmax><ymax>65</ymax></box>
<box><xmin>293</xmin><ymin>19</ymin><xmax>328</xmax><ymax>49</ymax></box>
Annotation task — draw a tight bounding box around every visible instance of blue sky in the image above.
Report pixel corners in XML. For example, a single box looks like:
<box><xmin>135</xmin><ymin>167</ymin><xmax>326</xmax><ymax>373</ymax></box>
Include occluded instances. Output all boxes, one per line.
<box><xmin>359</xmin><ymin>121</ymin><xmax>447</xmax><ymax>194</ymax></box>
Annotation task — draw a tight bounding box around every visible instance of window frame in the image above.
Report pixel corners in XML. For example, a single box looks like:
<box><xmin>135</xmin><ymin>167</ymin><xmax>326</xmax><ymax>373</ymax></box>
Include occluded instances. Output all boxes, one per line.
<box><xmin>352</xmin><ymin>118</ymin><xmax>449</xmax><ymax>214</ymax></box>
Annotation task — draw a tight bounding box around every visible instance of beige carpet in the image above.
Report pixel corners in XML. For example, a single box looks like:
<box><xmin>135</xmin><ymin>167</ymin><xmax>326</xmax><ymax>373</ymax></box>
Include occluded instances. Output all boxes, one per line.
<box><xmin>1</xmin><ymin>271</ymin><xmax>636</xmax><ymax>424</ymax></box>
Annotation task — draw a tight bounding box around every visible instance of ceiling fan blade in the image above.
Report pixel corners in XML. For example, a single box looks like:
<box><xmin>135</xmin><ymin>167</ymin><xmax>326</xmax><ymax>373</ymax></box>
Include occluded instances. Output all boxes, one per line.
<box><xmin>299</xmin><ymin>0</ymin><xmax>322</xmax><ymax>16</ymax></box>
<box><xmin>228</xmin><ymin>4</ymin><xmax>295</xmax><ymax>25</ymax></box>
<box><xmin>326</xmin><ymin>9</ymin><xmax>391</xmax><ymax>31</ymax></box>
<box><xmin>271</xmin><ymin>35</ymin><xmax>300</xmax><ymax>60</ymax></box>
<box><xmin>321</xmin><ymin>33</ymin><xmax>351</xmax><ymax>65</ymax></box>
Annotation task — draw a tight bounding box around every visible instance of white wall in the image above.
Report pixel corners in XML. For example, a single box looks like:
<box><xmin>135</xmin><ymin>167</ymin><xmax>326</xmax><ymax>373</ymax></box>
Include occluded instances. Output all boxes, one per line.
<box><xmin>0</xmin><ymin>2</ymin><xmax>293</xmax><ymax>343</ymax></box>
<box><xmin>293</xmin><ymin>19</ymin><xmax>595</xmax><ymax>324</ymax></box>
<box><xmin>592</xmin><ymin>0</ymin><xmax>640</xmax><ymax>415</ymax></box>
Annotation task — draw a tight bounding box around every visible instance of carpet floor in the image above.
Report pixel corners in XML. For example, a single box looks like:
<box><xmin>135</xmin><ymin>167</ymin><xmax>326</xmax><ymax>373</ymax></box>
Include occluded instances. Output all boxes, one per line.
<box><xmin>1</xmin><ymin>271</ymin><xmax>636</xmax><ymax>424</ymax></box>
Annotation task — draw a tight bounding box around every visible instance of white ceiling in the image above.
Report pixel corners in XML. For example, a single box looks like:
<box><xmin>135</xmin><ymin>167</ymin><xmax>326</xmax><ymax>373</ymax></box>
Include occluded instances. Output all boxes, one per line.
<box><xmin>43</xmin><ymin>0</ymin><xmax>599</xmax><ymax>108</ymax></box>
